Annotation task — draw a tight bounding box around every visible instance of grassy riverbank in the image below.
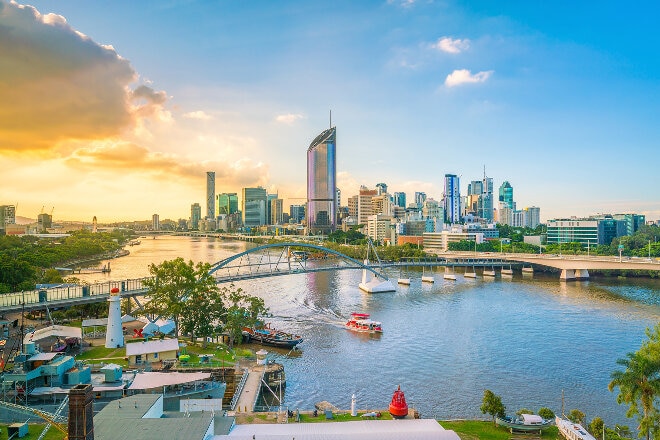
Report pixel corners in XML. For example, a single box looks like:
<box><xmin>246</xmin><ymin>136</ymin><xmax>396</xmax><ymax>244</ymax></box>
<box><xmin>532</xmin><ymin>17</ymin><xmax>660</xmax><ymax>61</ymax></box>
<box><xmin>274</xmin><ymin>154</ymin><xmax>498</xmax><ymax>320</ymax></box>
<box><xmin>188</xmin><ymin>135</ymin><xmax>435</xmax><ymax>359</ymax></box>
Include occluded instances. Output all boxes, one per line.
<box><xmin>441</xmin><ymin>420</ymin><xmax>560</xmax><ymax>440</ymax></box>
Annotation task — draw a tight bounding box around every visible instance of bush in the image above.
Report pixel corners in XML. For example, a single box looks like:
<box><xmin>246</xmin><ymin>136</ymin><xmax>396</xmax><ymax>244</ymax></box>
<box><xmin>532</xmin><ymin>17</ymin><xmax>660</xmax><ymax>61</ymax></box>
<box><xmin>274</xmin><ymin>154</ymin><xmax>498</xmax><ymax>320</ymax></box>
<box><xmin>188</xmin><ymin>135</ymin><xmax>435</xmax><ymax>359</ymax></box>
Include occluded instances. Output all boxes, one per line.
<box><xmin>538</xmin><ymin>407</ymin><xmax>555</xmax><ymax>420</ymax></box>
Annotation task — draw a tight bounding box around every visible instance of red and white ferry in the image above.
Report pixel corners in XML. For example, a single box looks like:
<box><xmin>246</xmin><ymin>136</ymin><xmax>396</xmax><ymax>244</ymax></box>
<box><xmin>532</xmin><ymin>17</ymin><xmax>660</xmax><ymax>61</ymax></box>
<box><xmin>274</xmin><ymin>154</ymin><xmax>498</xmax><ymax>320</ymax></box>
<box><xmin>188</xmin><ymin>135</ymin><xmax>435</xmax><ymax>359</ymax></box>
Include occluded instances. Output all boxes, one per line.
<box><xmin>345</xmin><ymin>313</ymin><xmax>383</xmax><ymax>333</ymax></box>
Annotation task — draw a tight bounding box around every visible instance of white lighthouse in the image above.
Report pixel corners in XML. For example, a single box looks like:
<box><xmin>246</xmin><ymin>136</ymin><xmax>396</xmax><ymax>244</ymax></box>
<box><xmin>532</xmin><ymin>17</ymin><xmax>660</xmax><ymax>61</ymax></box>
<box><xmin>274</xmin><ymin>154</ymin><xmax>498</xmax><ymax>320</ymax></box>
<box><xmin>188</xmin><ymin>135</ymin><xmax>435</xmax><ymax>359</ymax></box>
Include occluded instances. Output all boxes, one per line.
<box><xmin>105</xmin><ymin>287</ymin><xmax>124</xmax><ymax>348</ymax></box>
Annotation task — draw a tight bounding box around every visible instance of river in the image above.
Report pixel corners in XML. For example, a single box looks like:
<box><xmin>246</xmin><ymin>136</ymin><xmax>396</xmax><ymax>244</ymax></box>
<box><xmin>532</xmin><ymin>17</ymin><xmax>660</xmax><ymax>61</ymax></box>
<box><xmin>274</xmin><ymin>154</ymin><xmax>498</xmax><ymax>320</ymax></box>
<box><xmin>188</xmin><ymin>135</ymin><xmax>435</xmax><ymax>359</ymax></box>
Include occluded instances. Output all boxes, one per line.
<box><xmin>75</xmin><ymin>235</ymin><xmax>660</xmax><ymax>426</ymax></box>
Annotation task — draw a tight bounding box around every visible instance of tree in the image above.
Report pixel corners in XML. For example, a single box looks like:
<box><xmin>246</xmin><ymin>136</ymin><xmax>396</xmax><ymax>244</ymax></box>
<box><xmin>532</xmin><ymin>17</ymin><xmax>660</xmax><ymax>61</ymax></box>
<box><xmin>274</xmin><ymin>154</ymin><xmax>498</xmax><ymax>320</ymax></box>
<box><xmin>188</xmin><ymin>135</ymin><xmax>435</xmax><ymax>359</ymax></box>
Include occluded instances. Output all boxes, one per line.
<box><xmin>609</xmin><ymin>347</ymin><xmax>660</xmax><ymax>440</ymax></box>
<box><xmin>567</xmin><ymin>409</ymin><xmax>586</xmax><ymax>425</ymax></box>
<box><xmin>538</xmin><ymin>407</ymin><xmax>555</xmax><ymax>420</ymax></box>
<box><xmin>220</xmin><ymin>285</ymin><xmax>268</xmax><ymax>347</ymax></box>
<box><xmin>141</xmin><ymin>258</ymin><xmax>218</xmax><ymax>338</ymax></box>
<box><xmin>589</xmin><ymin>417</ymin><xmax>604</xmax><ymax>439</ymax></box>
<box><xmin>480</xmin><ymin>389</ymin><xmax>506</xmax><ymax>424</ymax></box>
<box><xmin>516</xmin><ymin>408</ymin><xmax>533</xmax><ymax>415</ymax></box>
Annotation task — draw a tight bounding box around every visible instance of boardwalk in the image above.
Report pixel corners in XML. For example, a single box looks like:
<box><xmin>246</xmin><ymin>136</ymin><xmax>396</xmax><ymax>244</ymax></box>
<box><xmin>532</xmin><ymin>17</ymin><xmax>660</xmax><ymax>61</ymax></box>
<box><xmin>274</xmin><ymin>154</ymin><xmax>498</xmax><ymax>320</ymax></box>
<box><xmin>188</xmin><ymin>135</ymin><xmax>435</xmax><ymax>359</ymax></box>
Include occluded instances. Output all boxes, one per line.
<box><xmin>231</xmin><ymin>366</ymin><xmax>265</xmax><ymax>414</ymax></box>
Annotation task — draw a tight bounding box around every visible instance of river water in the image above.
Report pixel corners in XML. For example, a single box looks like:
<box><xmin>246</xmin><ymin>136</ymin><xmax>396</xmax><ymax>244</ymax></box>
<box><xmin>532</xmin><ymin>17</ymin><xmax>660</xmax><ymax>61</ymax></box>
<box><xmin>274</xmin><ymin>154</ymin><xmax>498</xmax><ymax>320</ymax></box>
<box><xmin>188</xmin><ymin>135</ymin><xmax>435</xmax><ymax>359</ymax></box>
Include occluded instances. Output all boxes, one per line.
<box><xmin>76</xmin><ymin>235</ymin><xmax>660</xmax><ymax>426</ymax></box>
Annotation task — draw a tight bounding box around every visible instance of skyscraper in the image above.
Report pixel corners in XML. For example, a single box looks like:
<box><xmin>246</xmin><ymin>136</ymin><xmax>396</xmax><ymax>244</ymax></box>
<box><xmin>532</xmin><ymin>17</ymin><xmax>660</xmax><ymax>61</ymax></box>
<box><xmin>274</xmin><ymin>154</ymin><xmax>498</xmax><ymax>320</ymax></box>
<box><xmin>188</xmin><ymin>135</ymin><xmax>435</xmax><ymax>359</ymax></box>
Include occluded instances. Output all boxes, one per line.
<box><xmin>206</xmin><ymin>171</ymin><xmax>215</xmax><ymax>219</ymax></box>
<box><xmin>480</xmin><ymin>175</ymin><xmax>494</xmax><ymax>221</ymax></box>
<box><xmin>498</xmin><ymin>181</ymin><xmax>515</xmax><ymax>210</ymax></box>
<box><xmin>376</xmin><ymin>183</ymin><xmax>388</xmax><ymax>195</ymax></box>
<box><xmin>393</xmin><ymin>192</ymin><xmax>406</xmax><ymax>209</ymax></box>
<box><xmin>307</xmin><ymin>126</ymin><xmax>336</xmax><ymax>234</ymax></box>
<box><xmin>217</xmin><ymin>193</ymin><xmax>238</xmax><ymax>215</ymax></box>
<box><xmin>443</xmin><ymin>174</ymin><xmax>461</xmax><ymax>224</ymax></box>
<box><xmin>414</xmin><ymin>192</ymin><xmax>426</xmax><ymax>209</ymax></box>
<box><xmin>242</xmin><ymin>187</ymin><xmax>267</xmax><ymax>228</ymax></box>
<box><xmin>190</xmin><ymin>203</ymin><xmax>201</xmax><ymax>229</ymax></box>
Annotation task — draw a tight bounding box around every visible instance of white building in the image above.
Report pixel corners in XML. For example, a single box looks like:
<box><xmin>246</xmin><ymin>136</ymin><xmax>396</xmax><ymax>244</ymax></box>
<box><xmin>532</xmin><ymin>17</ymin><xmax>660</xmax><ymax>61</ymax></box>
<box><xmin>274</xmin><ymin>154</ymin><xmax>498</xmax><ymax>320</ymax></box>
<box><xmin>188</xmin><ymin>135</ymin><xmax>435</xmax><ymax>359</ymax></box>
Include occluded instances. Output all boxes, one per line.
<box><xmin>423</xmin><ymin>229</ymin><xmax>485</xmax><ymax>253</ymax></box>
<box><xmin>366</xmin><ymin>214</ymin><xmax>393</xmax><ymax>244</ymax></box>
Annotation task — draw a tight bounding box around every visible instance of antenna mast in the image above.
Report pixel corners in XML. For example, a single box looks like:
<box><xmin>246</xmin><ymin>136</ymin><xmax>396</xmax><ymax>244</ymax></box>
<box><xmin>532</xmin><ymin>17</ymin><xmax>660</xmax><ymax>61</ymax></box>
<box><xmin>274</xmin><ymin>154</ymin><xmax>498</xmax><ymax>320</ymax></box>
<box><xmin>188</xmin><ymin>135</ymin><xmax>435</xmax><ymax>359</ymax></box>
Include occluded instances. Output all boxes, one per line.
<box><xmin>329</xmin><ymin>110</ymin><xmax>332</xmax><ymax>128</ymax></box>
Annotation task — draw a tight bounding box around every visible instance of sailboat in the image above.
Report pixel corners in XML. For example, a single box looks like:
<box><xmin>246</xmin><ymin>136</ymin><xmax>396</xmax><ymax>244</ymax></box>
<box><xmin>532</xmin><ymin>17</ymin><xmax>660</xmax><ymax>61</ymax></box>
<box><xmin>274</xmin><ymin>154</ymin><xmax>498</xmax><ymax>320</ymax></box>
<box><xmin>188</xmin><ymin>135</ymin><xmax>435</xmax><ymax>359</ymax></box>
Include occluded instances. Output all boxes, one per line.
<box><xmin>358</xmin><ymin>239</ymin><xmax>396</xmax><ymax>293</ymax></box>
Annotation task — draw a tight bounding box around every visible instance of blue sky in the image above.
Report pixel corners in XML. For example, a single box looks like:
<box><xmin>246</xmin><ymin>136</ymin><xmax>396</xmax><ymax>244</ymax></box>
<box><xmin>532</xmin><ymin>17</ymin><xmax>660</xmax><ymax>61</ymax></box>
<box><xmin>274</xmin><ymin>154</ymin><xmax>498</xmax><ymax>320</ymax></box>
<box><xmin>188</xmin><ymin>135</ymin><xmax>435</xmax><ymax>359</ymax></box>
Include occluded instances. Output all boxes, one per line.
<box><xmin>1</xmin><ymin>0</ymin><xmax>658</xmax><ymax>222</ymax></box>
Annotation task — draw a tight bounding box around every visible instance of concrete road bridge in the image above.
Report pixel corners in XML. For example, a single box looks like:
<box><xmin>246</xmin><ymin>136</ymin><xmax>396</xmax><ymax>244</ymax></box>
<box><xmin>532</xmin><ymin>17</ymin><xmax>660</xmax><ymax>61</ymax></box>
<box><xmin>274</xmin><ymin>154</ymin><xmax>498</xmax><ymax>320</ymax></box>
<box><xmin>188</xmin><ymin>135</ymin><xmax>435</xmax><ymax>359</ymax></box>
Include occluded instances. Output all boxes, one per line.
<box><xmin>441</xmin><ymin>251</ymin><xmax>660</xmax><ymax>280</ymax></box>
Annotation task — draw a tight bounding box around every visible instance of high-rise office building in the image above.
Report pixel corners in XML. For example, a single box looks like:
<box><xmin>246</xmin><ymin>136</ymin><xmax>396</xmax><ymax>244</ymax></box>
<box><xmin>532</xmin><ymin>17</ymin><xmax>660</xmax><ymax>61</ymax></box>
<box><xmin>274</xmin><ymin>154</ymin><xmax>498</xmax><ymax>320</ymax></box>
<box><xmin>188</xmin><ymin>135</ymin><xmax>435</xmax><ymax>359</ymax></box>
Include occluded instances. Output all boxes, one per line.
<box><xmin>206</xmin><ymin>172</ymin><xmax>215</xmax><ymax>219</ymax></box>
<box><xmin>480</xmin><ymin>175</ymin><xmax>494</xmax><ymax>221</ymax></box>
<box><xmin>217</xmin><ymin>193</ymin><xmax>238</xmax><ymax>215</ymax></box>
<box><xmin>290</xmin><ymin>205</ymin><xmax>306</xmax><ymax>224</ymax></box>
<box><xmin>242</xmin><ymin>187</ymin><xmax>267</xmax><ymax>228</ymax></box>
<box><xmin>524</xmin><ymin>206</ymin><xmax>541</xmax><ymax>228</ymax></box>
<box><xmin>498</xmin><ymin>181</ymin><xmax>515</xmax><ymax>210</ymax></box>
<box><xmin>307</xmin><ymin>126</ymin><xmax>336</xmax><ymax>234</ymax></box>
<box><xmin>0</xmin><ymin>205</ymin><xmax>16</xmax><ymax>227</ymax></box>
<box><xmin>152</xmin><ymin>214</ymin><xmax>160</xmax><ymax>231</ymax></box>
<box><xmin>376</xmin><ymin>183</ymin><xmax>388</xmax><ymax>195</ymax></box>
<box><xmin>443</xmin><ymin>174</ymin><xmax>461</xmax><ymax>224</ymax></box>
<box><xmin>190</xmin><ymin>203</ymin><xmax>201</xmax><ymax>229</ymax></box>
<box><xmin>414</xmin><ymin>192</ymin><xmax>427</xmax><ymax>209</ymax></box>
<box><xmin>267</xmin><ymin>193</ymin><xmax>278</xmax><ymax>225</ymax></box>
<box><xmin>393</xmin><ymin>192</ymin><xmax>406</xmax><ymax>209</ymax></box>
<box><xmin>271</xmin><ymin>198</ymin><xmax>284</xmax><ymax>225</ymax></box>
<box><xmin>358</xmin><ymin>186</ymin><xmax>378</xmax><ymax>225</ymax></box>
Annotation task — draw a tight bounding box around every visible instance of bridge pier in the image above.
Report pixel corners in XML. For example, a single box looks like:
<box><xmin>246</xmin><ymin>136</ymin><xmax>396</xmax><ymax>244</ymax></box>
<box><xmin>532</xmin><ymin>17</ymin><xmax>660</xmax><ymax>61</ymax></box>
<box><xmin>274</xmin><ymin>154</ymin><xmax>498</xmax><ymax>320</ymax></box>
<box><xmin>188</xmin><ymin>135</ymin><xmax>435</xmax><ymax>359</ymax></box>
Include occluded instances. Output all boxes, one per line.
<box><xmin>575</xmin><ymin>269</ymin><xmax>589</xmax><ymax>280</ymax></box>
<box><xmin>560</xmin><ymin>269</ymin><xmax>589</xmax><ymax>281</ymax></box>
<box><xmin>560</xmin><ymin>269</ymin><xmax>575</xmax><ymax>281</ymax></box>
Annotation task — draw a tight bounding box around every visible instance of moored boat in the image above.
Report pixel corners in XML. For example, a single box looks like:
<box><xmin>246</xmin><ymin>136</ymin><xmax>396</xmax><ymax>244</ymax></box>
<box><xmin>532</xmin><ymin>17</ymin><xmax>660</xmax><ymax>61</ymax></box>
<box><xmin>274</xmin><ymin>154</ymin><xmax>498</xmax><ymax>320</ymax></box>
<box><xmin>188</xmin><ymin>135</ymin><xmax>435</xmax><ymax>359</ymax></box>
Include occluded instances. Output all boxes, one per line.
<box><xmin>389</xmin><ymin>385</ymin><xmax>408</xmax><ymax>418</ymax></box>
<box><xmin>242</xmin><ymin>323</ymin><xmax>303</xmax><ymax>348</ymax></box>
<box><xmin>345</xmin><ymin>313</ymin><xmax>382</xmax><ymax>333</ymax></box>
<box><xmin>496</xmin><ymin>414</ymin><xmax>553</xmax><ymax>433</ymax></box>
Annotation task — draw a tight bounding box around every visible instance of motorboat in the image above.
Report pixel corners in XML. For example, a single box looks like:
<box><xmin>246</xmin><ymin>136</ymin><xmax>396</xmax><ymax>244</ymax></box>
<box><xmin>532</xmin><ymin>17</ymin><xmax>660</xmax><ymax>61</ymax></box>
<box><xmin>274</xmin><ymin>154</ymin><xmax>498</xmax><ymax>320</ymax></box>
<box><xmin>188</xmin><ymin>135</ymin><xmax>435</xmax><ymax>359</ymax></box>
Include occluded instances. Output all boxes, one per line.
<box><xmin>345</xmin><ymin>313</ymin><xmax>382</xmax><ymax>334</ymax></box>
<box><xmin>496</xmin><ymin>414</ymin><xmax>553</xmax><ymax>433</ymax></box>
<box><xmin>242</xmin><ymin>323</ymin><xmax>303</xmax><ymax>348</ymax></box>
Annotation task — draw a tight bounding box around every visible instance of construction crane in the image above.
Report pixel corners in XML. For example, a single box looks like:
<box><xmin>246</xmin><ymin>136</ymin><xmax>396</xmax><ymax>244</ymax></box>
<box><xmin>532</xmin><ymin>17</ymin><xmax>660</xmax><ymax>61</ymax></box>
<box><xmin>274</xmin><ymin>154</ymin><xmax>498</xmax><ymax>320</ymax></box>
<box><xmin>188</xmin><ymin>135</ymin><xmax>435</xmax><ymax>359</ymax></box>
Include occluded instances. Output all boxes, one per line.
<box><xmin>0</xmin><ymin>397</ymin><xmax>69</xmax><ymax>439</ymax></box>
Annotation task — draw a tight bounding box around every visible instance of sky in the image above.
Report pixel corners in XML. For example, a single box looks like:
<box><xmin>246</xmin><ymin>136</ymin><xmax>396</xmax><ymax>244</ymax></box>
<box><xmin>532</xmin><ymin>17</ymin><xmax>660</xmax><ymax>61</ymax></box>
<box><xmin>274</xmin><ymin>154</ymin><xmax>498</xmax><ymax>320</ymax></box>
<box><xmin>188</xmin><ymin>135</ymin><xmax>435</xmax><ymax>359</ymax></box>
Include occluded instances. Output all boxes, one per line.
<box><xmin>1</xmin><ymin>0</ymin><xmax>659</xmax><ymax>223</ymax></box>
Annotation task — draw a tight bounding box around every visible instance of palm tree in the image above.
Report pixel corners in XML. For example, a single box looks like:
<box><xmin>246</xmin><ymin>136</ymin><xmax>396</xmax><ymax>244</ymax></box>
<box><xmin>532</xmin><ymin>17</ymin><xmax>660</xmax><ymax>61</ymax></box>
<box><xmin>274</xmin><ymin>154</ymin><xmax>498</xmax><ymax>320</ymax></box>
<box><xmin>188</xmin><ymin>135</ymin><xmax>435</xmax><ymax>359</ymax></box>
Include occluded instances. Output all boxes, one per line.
<box><xmin>608</xmin><ymin>351</ymin><xmax>660</xmax><ymax>440</ymax></box>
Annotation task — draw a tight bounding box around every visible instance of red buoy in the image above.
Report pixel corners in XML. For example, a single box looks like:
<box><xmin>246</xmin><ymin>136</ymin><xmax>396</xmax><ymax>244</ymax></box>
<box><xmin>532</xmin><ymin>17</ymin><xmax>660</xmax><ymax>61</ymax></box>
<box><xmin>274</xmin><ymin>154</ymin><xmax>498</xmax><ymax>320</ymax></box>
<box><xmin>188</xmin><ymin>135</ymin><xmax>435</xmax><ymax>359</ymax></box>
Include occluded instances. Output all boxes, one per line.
<box><xmin>389</xmin><ymin>385</ymin><xmax>408</xmax><ymax>419</ymax></box>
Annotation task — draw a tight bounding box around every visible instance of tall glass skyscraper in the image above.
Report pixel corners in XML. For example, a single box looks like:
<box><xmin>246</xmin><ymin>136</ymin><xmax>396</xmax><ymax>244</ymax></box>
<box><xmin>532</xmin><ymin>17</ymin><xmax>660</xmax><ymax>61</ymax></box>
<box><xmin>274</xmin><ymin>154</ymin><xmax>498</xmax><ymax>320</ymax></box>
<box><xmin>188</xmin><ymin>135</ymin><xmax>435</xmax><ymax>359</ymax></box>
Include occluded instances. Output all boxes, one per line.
<box><xmin>498</xmin><ymin>181</ymin><xmax>514</xmax><ymax>209</ymax></box>
<box><xmin>443</xmin><ymin>174</ymin><xmax>461</xmax><ymax>224</ymax></box>
<box><xmin>206</xmin><ymin>171</ymin><xmax>215</xmax><ymax>219</ymax></box>
<box><xmin>307</xmin><ymin>126</ymin><xmax>336</xmax><ymax>234</ymax></box>
<box><xmin>217</xmin><ymin>193</ymin><xmax>238</xmax><ymax>215</ymax></box>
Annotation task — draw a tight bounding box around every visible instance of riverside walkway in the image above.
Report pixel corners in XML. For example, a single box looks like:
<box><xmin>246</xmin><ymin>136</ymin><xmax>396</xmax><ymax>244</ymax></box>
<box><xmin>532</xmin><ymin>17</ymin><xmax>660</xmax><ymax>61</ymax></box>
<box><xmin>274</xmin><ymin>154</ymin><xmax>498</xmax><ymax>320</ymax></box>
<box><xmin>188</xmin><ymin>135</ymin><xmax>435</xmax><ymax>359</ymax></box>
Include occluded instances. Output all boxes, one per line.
<box><xmin>2</xmin><ymin>244</ymin><xmax>659</xmax><ymax>313</ymax></box>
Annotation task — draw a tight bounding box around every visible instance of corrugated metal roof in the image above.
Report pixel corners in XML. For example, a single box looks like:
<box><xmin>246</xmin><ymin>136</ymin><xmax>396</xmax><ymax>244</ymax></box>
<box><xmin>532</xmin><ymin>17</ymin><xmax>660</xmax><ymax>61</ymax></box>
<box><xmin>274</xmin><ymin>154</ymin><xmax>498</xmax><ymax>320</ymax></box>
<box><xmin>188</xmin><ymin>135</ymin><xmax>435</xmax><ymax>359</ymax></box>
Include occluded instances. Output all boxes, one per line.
<box><xmin>219</xmin><ymin>419</ymin><xmax>461</xmax><ymax>440</ymax></box>
<box><xmin>125</xmin><ymin>338</ymin><xmax>179</xmax><ymax>356</ymax></box>
<box><xmin>128</xmin><ymin>371</ymin><xmax>211</xmax><ymax>390</ymax></box>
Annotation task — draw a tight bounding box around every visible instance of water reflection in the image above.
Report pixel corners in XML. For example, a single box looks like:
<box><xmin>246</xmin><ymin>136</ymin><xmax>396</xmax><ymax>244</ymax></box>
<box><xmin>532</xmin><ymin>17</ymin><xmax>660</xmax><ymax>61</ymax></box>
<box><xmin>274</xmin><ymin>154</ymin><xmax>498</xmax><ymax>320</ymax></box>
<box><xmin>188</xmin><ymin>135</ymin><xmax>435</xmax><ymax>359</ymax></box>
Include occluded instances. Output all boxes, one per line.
<box><xmin>75</xmin><ymin>237</ymin><xmax>660</xmax><ymax>426</ymax></box>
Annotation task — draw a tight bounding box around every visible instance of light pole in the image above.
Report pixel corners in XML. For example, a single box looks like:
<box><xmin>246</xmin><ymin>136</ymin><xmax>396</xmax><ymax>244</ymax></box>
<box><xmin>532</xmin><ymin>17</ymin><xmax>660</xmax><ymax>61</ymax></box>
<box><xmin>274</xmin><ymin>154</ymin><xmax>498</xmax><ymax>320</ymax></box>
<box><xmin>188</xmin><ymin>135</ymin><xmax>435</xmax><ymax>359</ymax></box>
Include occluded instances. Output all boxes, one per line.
<box><xmin>650</xmin><ymin>240</ymin><xmax>652</xmax><ymax>260</ymax></box>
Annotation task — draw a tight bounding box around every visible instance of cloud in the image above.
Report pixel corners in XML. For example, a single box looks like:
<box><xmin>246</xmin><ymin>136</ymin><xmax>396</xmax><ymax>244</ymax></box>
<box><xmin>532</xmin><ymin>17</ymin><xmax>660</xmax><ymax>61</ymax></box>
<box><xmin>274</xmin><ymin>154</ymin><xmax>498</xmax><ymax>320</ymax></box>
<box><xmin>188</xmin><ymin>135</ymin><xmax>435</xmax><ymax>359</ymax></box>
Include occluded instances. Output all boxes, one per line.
<box><xmin>432</xmin><ymin>37</ymin><xmax>470</xmax><ymax>54</ymax></box>
<box><xmin>183</xmin><ymin>110</ymin><xmax>213</xmax><ymax>121</ymax></box>
<box><xmin>387</xmin><ymin>0</ymin><xmax>416</xmax><ymax>7</ymax></box>
<box><xmin>64</xmin><ymin>140</ymin><xmax>269</xmax><ymax>187</ymax></box>
<box><xmin>444</xmin><ymin>69</ymin><xmax>494</xmax><ymax>87</ymax></box>
<box><xmin>0</xmin><ymin>1</ymin><xmax>167</xmax><ymax>154</ymax></box>
<box><xmin>275</xmin><ymin>113</ymin><xmax>304</xmax><ymax>125</ymax></box>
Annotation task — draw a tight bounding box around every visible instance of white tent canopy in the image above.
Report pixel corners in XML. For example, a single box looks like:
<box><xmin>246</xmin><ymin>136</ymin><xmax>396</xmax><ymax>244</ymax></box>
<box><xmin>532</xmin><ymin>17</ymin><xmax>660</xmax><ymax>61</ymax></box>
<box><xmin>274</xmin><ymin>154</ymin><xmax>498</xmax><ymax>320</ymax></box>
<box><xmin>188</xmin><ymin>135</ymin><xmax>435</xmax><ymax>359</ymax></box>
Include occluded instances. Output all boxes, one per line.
<box><xmin>128</xmin><ymin>372</ymin><xmax>211</xmax><ymax>390</ymax></box>
<box><xmin>24</xmin><ymin>325</ymin><xmax>82</xmax><ymax>343</ymax></box>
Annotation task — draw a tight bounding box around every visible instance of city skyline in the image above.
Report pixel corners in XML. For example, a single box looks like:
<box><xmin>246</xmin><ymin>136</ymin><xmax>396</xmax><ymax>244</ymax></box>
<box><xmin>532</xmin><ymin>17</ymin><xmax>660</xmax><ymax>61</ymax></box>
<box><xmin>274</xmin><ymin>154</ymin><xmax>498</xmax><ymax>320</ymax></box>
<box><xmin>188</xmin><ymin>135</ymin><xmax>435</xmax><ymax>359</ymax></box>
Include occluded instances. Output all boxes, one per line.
<box><xmin>1</xmin><ymin>1</ymin><xmax>659</xmax><ymax>222</ymax></box>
